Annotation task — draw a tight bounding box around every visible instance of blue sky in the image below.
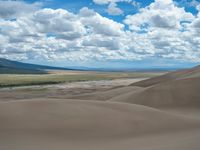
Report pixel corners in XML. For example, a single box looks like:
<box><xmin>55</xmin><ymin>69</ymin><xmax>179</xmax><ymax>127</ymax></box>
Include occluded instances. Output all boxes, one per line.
<box><xmin>0</xmin><ymin>0</ymin><xmax>200</xmax><ymax>69</ymax></box>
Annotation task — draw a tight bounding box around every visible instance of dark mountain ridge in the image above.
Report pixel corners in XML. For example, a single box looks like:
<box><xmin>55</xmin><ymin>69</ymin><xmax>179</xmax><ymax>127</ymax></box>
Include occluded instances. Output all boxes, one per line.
<box><xmin>0</xmin><ymin>58</ymin><xmax>72</xmax><ymax>74</ymax></box>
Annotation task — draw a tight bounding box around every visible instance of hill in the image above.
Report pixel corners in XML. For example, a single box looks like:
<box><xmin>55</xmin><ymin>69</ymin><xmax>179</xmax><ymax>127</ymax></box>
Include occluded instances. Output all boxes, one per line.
<box><xmin>0</xmin><ymin>58</ymin><xmax>71</xmax><ymax>74</ymax></box>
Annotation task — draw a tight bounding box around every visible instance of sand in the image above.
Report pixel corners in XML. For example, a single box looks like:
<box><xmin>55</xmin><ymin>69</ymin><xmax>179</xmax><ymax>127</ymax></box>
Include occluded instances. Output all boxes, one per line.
<box><xmin>0</xmin><ymin>68</ymin><xmax>200</xmax><ymax>150</ymax></box>
<box><xmin>0</xmin><ymin>99</ymin><xmax>200</xmax><ymax>150</ymax></box>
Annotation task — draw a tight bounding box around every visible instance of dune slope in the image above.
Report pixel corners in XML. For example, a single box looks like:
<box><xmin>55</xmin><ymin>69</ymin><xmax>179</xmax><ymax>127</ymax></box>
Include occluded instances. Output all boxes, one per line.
<box><xmin>0</xmin><ymin>99</ymin><xmax>199</xmax><ymax>137</ymax></box>
<box><xmin>108</xmin><ymin>66</ymin><xmax>200</xmax><ymax>110</ymax></box>
<box><xmin>0</xmin><ymin>99</ymin><xmax>200</xmax><ymax>150</ymax></box>
<box><xmin>131</xmin><ymin>66</ymin><xmax>200</xmax><ymax>87</ymax></box>
<box><xmin>65</xmin><ymin>86</ymin><xmax>143</xmax><ymax>101</ymax></box>
<box><xmin>111</xmin><ymin>77</ymin><xmax>200</xmax><ymax>108</ymax></box>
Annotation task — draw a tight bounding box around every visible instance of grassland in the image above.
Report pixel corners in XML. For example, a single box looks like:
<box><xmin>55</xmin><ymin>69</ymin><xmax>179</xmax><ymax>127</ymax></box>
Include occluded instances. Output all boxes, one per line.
<box><xmin>0</xmin><ymin>71</ymin><xmax>165</xmax><ymax>88</ymax></box>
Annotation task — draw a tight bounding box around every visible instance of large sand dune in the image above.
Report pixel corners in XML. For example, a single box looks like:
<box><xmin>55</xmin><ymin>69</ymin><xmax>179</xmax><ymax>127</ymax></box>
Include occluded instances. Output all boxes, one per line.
<box><xmin>1</xmin><ymin>99</ymin><xmax>199</xmax><ymax>136</ymax></box>
<box><xmin>131</xmin><ymin>66</ymin><xmax>200</xmax><ymax>87</ymax></box>
<box><xmin>0</xmin><ymin>99</ymin><xmax>200</xmax><ymax>150</ymax></box>
<box><xmin>110</xmin><ymin>77</ymin><xmax>200</xmax><ymax>108</ymax></box>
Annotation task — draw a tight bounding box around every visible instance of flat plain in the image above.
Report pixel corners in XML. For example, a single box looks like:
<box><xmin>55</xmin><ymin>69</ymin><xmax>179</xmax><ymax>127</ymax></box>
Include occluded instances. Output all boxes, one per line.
<box><xmin>0</xmin><ymin>71</ymin><xmax>163</xmax><ymax>87</ymax></box>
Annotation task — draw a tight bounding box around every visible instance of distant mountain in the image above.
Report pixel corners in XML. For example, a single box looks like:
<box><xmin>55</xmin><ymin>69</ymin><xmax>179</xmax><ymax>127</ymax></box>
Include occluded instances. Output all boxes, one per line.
<box><xmin>66</xmin><ymin>66</ymin><xmax>178</xmax><ymax>72</ymax></box>
<box><xmin>0</xmin><ymin>58</ymin><xmax>71</xmax><ymax>74</ymax></box>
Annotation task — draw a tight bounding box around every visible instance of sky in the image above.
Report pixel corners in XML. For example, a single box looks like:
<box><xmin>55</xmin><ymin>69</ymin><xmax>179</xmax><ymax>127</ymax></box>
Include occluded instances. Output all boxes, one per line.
<box><xmin>0</xmin><ymin>0</ymin><xmax>200</xmax><ymax>69</ymax></box>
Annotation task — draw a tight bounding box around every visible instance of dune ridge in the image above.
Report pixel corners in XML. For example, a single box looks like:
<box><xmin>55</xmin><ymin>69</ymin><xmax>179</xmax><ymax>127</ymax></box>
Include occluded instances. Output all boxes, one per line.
<box><xmin>131</xmin><ymin>65</ymin><xmax>200</xmax><ymax>87</ymax></box>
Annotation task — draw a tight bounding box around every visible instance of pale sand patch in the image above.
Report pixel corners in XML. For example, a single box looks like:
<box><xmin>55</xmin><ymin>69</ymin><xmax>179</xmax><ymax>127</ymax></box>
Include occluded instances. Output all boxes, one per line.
<box><xmin>0</xmin><ymin>78</ymin><xmax>146</xmax><ymax>101</ymax></box>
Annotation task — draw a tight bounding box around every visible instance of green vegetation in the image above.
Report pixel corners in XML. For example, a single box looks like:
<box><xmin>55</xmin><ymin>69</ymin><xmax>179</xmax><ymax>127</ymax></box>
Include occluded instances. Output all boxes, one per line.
<box><xmin>0</xmin><ymin>71</ymin><xmax>165</xmax><ymax>88</ymax></box>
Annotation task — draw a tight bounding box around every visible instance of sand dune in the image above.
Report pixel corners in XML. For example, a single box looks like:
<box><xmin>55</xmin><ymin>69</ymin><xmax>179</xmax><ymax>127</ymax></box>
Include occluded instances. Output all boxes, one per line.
<box><xmin>131</xmin><ymin>66</ymin><xmax>200</xmax><ymax>87</ymax></box>
<box><xmin>58</xmin><ymin>66</ymin><xmax>200</xmax><ymax>107</ymax></box>
<box><xmin>109</xmin><ymin>66</ymin><xmax>200</xmax><ymax>110</ymax></box>
<box><xmin>0</xmin><ymin>98</ymin><xmax>200</xmax><ymax>150</ymax></box>
<box><xmin>65</xmin><ymin>86</ymin><xmax>143</xmax><ymax>101</ymax></box>
<box><xmin>1</xmin><ymin>99</ymin><xmax>198</xmax><ymax>137</ymax></box>
<box><xmin>1</xmin><ymin>66</ymin><xmax>200</xmax><ymax>150</ymax></box>
<box><xmin>1</xmin><ymin>129</ymin><xmax>200</xmax><ymax>150</ymax></box>
<box><xmin>110</xmin><ymin>77</ymin><xmax>200</xmax><ymax>108</ymax></box>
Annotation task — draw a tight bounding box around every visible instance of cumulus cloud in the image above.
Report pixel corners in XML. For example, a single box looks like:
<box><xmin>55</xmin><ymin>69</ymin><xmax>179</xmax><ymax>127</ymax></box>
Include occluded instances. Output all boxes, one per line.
<box><xmin>106</xmin><ymin>2</ymin><xmax>123</xmax><ymax>15</ymax></box>
<box><xmin>0</xmin><ymin>0</ymin><xmax>200</xmax><ymax>63</ymax></box>
<box><xmin>124</xmin><ymin>0</ymin><xmax>194</xmax><ymax>31</ymax></box>
<box><xmin>0</xmin><ymin>5</ymin><xmax>128</xmax><ymax>61</ymax></box>
<box><xmin>80</xmin><ymin>7</ymin><xmax>125</xmax><ymax>36</ymax></box>
<box><xmin>93</xmin><ymin>0</ymin><xmax>133</xmax><ymax>16</ymax></box>
<box><xmin>32</xmin><ymin>8</ymin><xmax>86</xmax><ymax>40</ymax></box>
<box><xmin>175</xmin><ymin>0</ymin><xmax>200</xmax><ymax>8</ymax></box>
<box><xmin>0</xmin><ymin>0</ymin><xmax>42</xmax><ymax>19</ymax></box>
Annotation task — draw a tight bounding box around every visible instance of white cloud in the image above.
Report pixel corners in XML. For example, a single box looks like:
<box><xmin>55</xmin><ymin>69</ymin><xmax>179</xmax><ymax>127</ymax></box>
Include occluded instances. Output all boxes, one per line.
<box><xmin>0</xmin><ymin>0</ymin><xmax>42</xmax><ymax>19</ymax></box>
<box><xmin>106</xmin><ymin>2</ymin><xmax>123</xmax><ymax>15</ymax></box>
<box><xmin>124</xmin><ymin>0</ymin><xmax>194</xmax><ymax>31</ymax></box>
<box><xmin>79</xmin><ymin>7</ymin><xmax>96</xmax><ymax>17</ymax></box>
<box><xmin>0</xmin><ymin>6</ymin><xmax>128</xmax><ymax>61</ymax></box>
<box><xmin>80</xmin><ymin>7</ymin><xmax>125</xmax><ymax>36</ymax></box>
<box><xmin>0</xmin><ymin>1</ymin><xmax>200</xmax><ymax>63</ymax></box>
<box><xmin>175</xmin><ymin>0</ymin><xmax>200</xmax><ymax>8</ymax></box>
<box><xmin>32</xmin><ymin>8</ymin><xmax>86</xmax><ymax>40</ymax></box>
<box><xmin>93</xmin><ymin>0</ymin><xmax>132</xmax><ymax>16</ymax></box>
<box><xmin>123</xmin><ymin>0</ymin><xmax>200</xmax><ymax>62</ymax></box>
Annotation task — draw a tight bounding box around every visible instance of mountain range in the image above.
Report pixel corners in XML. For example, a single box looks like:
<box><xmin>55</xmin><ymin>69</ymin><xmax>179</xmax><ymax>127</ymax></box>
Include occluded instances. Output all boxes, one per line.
<box><xmin>0</xmin><ymin>58</ymin><xmax>71</xmax><ymax>74</ymax></box>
